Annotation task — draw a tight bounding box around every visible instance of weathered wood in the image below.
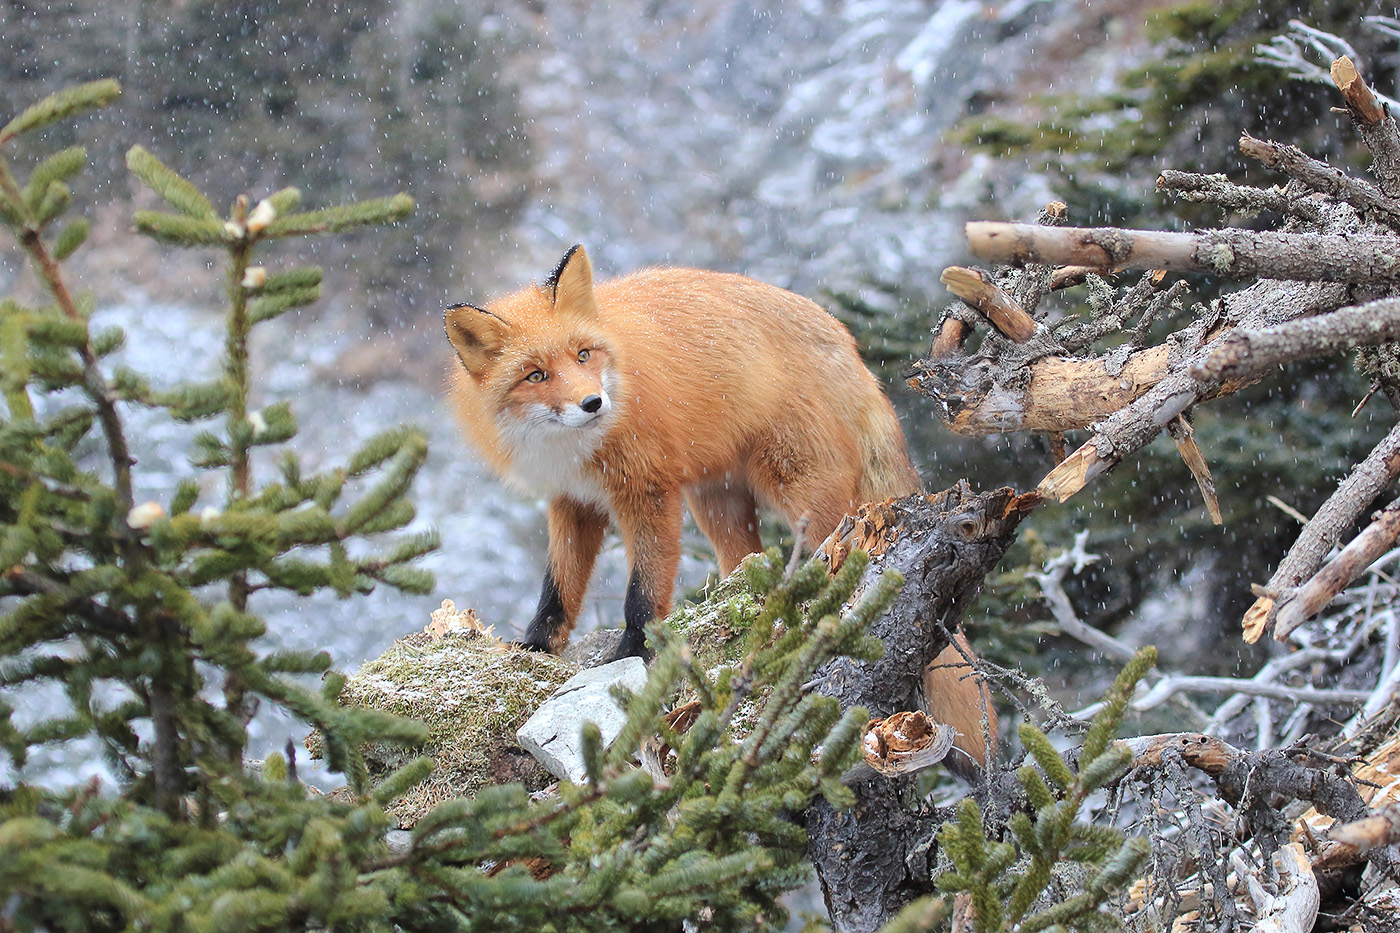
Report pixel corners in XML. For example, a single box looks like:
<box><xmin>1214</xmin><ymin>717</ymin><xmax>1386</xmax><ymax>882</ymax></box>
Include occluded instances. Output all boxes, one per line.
<box><xmin>1244</xmin><ymin>421</ymin><xmax>1400</xmax><ymax>643</ymax></box>
<box><xmin>1168</xmin><ymin>417</ymin><xmax>1222</xmax><ymax>525</ymax></box>
<box><xmin>1037</xmin><ymin>280</ymin><xmax>1352</xmax><ymax>503</ymax></box>
<box><xmin>1239</xmin><ymin>133</ymin><xmax>1400</xmax><ymax>228</ymax></box>
<box><xmin>909</xmin><ymin>342</ymin><xmax>1173</xmax><ymax>436</ymax></box>
<box><xmin>1156</xmin><ymin>169</ymin><xmax>1324</xmax><ymax>223</ymax></box>
<box><xmin>806</xmin><ymin>485</ymin><xmax>1031</xmax><ymax>933</ymax></box>
<box><xmin>1234</xmin><ymin>844</ymin><xmax>1318</xmax><ymax>933</ymax></box>
<box><xmin>1273</xmin><ymin>498</ymin><xmax>1400</xmax><ymax>640</ymax></box>
<box><xmin>1117</xmin><ymin>732</ymin><xmax>1236</xmax><ymax>775</ymax></box>
<box><xmin>1332</xmin><ymin>56</ymin><xmax>1400</xmax><ymax>198</ymax></box>
<box><xmin>940</xmin><ymin>266</ymin><xmax>1037</xmax><ymax>342</ymax></box>
<box><xmin>966</xmin><ymin>221</ymin><xmax>1400</xmax><ymax>283</ymax></box>
<box><xmin>1192</xmin><ymin>296</ymin><xmax>1400</xmax><ymax>383</ymax></box>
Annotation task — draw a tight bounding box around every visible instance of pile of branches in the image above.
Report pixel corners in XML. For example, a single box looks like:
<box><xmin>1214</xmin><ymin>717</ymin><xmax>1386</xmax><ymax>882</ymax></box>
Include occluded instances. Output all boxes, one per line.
<box><xmin>901</xmin><ymin>52</ymin><xmax>1400</xmax><ymax>931</ymax></box>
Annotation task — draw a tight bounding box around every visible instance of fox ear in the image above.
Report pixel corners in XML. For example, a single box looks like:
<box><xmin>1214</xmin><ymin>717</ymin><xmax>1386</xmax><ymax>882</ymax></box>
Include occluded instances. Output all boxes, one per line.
<box><xmin>545</xmin><ymin>244</ymin><xmax>599</xmax><ymax>321</ymax></box>
<box><xmin>444</xmin><ymin>303</ymin><xmax>510</xmax><ymax>375</ymax></box>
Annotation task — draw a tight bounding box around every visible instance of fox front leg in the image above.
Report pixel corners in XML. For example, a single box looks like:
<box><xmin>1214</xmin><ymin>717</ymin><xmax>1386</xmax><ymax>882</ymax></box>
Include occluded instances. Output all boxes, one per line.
<box><xmin>611</xmin><ymin>487</ymin><xmax>684</xmax><ymax>661</ymax></box>
<box><xmin>518</xmin><ymin>497</ymin><xmax>608</xmax><ymax>653</ymax></box>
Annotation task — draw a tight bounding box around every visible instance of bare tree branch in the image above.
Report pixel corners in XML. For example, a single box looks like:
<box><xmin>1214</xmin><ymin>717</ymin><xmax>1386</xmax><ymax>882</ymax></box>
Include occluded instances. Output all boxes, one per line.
<box><xmin>1239</xmin><ymin>133</ymin><xmax>1400</xmax><ymax>228</ymax></box>
<box><xmin>966</xmin><ymin>221</ymin><xmax>1400</xmax><ymax>283</ymax></box>
<box><xmin>1243</xmin><ymin>421</ymin><xmax>1400</xmax><ymax>643</ymax></box>
<box><xmin>1193</xmin><ymin>296</ymin><xmax>1400</xmax><ymax>382</ymax></box>
<box><xmin>1156</xmin><ymin>170</ymin><xmax>1324</xmax><ymax>223</ymax></box>
<box><xmin>1331</xmin><ymin>55</ymin><xmax>1400</xmax><ymax>197</ymax></box>
<box><xmin>1273</xmin><ymin>498</ymin><xmax>1400</xmax><ymax>639</ymax></box>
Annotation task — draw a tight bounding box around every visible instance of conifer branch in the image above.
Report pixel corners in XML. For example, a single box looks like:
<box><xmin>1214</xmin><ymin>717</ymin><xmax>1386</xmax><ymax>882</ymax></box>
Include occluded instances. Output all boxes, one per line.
<box><xmin>0</xmin><ymin>80</ymin><xmax>120</xmax><ymax>148</ymax></box>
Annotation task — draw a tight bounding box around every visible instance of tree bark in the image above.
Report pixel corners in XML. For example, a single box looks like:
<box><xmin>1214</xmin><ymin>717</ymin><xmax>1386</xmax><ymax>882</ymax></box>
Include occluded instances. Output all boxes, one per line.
<box><xmin>806</xmin><ymin>485</ymin><xmax>1032</xmax><ymax>932</ymax></box>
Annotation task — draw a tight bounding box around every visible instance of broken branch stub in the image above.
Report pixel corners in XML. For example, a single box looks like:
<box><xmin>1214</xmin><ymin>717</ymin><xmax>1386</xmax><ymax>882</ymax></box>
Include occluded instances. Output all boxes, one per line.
<box><xmin>1272</xmin><ymin>498</ymin><xmax>1400</xmax><ymax>640</ymax></box>
<box><xmin>1330</xmin><ymin>55</ymin><xmax>1400</xmax><ymax>197</ymax></box>
<box><xmin>940</xmin><ymin>266</ymin><xmax>1038</xmax><ymax>342</ymax></box>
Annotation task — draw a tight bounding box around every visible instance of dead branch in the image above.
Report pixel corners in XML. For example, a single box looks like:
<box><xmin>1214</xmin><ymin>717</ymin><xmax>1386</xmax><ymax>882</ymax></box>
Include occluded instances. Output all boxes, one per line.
<box><xmin>1029</xmin><ymin>532</ymin><xmax>1139</xmax><ymax>663</ymax></box>
<box><xmin>1048</xmin><ymin>264</ymin><xmax>1105</xmax><ymax>290</ymax></box>
<box><xmin>1273</xmin><ymin>498</ymin><xmax>1400</xmax><ymax>640</ymax></box>
<box><xmin>965</xmin><ymin>221</ymin><xmax>1400</xmax><ymax>283</ymax></box>
<box><xmin>1156</xmin><ymin>169</ymin><xmax>1324</xmax><ymax>223</ymax></box>
<box><xmin>1208</xmin><ymin>623</ymin><xmax>1376</xmax><ymax>743</ymax></box>
<box><xmin>1239</xmin><ymin>133</ymin><xmax>1400</xmax><ymax>228</ymax></box>
<box><xmin>928</xmin><ymin>315</ymin><xmax>972</xmax><ymax>359</ymax></box>
<box><xmin>1243</xmin><ymin>421</ymin><xmax>1400</xmax><ymax>643</ymax></box>
<box><xmin>1128</xmin><ymin>733</ymin><xmax>1400</xmax><ymax>888</ymax></box>
<box><xmin>1331</xmin><ymin>56</ymin><xmax>1400</xmax><ymax>197</ymax></box>
<box><xmin>1131</xmin><ymin>676</ymin><xmax>1370</xmax><ymax>712</ymax></box>
<box><xmin>939</xmin><ymin>266</ymin><xmax>1038</xmax><ymax>342</ymax></box>
<box><xmin>1119</xmin><ymin>732</ymin><xmax>1237</xmax><ymax>775</ymax></box>
<box><xmin>1193</xmin><ymin>296</ymin><xmax>1400</xmax><ymax>383</ymax></box>
<box><xmin>1232</xmin><ymin>844</ymin><xmax>1319</xmax><ymax>933</ymax></box>
<box><xmin>1037</xmin><ymin>281</ymin><xmax>1351</xmax><ymax>503</ymax></box>
<box><xmin>907</xmin><ymin>340</ymin><xmax>1179</xmax><ymax>436</ymax></box>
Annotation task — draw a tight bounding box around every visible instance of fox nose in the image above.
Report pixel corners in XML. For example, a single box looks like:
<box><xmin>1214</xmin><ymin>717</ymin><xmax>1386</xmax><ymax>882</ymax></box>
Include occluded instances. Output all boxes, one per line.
<box><xmin>580</xmin><ymin>394</ymin><xmax>603</xmax><ymax>414</ymax></box>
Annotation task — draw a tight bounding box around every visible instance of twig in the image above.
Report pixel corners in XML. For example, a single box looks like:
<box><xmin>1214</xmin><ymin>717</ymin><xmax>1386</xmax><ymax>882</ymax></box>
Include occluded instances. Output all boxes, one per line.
<box><xmin>1156</xmin><ymin>170</ymin><xmax>1324</xmax><ymax>224</ymax></box>
<box><xmin>1130</xmin><ymin>676</ymin><xmax>1369</xmax><ymax>712</ymax></box>
<box><xmin>1239</xmin><ymin>133</ymin><xmax>1400</xmax><ymax>229</ymax></box>
<box><xmin>1254</xmin><ymin>21</ymin><xmax>1371</xmax><ymax>98</ymax></box>
<box><xmin>1206</xmin><ymin>631</ymin><xmax>1373</xmax><ymax>738</ymax></box>
<box><xmin>1030</xmin><ymin>534</ymin><xmax>1137</xmax><ymax>664</ymax></box>
<box><xmin>1169</xmin><ymin>754</ymin><xmax>1238</xmax><ymax>933</ymax></box>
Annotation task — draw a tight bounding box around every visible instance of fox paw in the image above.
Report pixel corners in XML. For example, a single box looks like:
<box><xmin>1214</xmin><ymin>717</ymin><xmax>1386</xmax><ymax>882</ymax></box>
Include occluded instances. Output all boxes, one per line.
<box><xmin>608</xmin><ymin>629</ymin><xmax>650</xmax><ymax>663</ymax></box>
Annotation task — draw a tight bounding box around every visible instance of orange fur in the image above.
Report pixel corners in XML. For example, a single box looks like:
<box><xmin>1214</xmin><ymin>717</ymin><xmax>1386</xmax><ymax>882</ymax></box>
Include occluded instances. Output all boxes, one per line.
<box><xmin>445</xmin><ymin>245</ymin><xmax>995</xmax><ymax>769</ymax></box>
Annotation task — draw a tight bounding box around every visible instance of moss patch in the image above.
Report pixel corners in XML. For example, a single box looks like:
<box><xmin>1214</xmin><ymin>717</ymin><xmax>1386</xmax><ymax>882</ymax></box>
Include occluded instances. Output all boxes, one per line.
<box><xmin>329</xmin><ymin>560</ymin><xmax>777</xmax><ymax>826</ymax></box>
<box><xmin>325</xmin><ymin>629</ymin><xmax>576</xmax><ymax>827</ymax></box>
<box><xmin>666</xmin><ymin>554</ymin><xmax>765</xmax><ymax>673</ymax></box>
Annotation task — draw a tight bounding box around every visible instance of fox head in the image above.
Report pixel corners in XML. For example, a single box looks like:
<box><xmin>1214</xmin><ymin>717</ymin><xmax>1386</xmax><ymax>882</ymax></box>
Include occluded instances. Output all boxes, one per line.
<box><xmin>445</xmin><ymin>245</ymin><xmax>617</xmax><ymax>443</ymax></box>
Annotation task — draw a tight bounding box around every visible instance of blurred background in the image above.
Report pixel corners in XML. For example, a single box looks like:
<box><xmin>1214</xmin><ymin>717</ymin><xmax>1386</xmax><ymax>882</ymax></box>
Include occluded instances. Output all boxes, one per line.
<box><xmin>3</xmin><ymin>0</ymin><xmax>1399</xmax><ymax>777</ymax></box>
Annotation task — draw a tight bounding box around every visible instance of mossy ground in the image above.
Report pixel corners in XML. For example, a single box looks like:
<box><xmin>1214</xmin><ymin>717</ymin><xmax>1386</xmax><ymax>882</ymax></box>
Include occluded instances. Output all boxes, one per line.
<box><xmin>331</xmin><ymin>561</ymin><xmax>775</xmax><ymax>825</ymax></box>
<box><xmin>318</xmin><ymin>629</ymin><xmax>576</xmax><ymax>826</ymax></box>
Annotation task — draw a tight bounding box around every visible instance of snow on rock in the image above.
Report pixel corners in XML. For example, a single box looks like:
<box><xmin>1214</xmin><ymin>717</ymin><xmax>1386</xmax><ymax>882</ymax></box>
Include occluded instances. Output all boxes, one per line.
<box><xmin>516</xmin><ymin>657</ymin><xmax>649</xmax><ymax>783</ymax></box>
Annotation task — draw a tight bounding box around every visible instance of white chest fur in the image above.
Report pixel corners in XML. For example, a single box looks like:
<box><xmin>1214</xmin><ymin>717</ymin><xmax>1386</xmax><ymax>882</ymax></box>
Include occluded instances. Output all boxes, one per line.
<box><xmin>496</xmin><ymin>410</ymin><xmax>612</xmax><ymax>511</ymax></box>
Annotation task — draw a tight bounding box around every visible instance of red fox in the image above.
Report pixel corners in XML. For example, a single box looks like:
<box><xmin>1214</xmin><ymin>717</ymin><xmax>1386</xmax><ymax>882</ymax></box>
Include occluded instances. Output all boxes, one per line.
<box><xmin>445</xmin><ymin>245</ymin><xmax>996</xmax><ymax>769</ymax></box>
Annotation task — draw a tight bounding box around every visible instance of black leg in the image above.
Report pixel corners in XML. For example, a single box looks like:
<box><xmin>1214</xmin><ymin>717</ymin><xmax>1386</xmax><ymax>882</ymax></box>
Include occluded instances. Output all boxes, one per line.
<box><xmin>517</xmin><ymin>570</ymin><xmax>565</xmax><ymax>652</ymax></box>
<box><xmin>609</xmin><ymin>570</ymin><xmax>653</xmax><ymax>661</ymax></box>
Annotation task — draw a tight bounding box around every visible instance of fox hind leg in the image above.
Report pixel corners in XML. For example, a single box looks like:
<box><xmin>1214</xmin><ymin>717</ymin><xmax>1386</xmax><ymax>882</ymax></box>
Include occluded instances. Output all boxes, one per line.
<box><xmin>685</xmin><ymin>477</ymin><xmax>764</xmax><ymax>575</ymax></box>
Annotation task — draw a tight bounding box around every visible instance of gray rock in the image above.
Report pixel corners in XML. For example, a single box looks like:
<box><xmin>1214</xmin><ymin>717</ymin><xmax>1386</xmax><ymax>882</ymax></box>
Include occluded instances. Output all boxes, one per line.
<box><xmin>515</xmin><ymin>656</ymin><xmax>649</xmax><ymax>782</ymax></box>
<box><xmin>561</xmin><ymin>627</ymin><xmax>623</xmax><ymax>668</ymax></box>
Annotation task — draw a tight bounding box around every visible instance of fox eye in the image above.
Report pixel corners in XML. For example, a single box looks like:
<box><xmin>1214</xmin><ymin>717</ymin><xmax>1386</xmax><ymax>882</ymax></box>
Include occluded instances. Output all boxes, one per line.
<box><xmin>525</xmin><ymin>370</ymin><xmax>546</xmax><ymax>384</ymax></box>
<box><xmin>577</xmin><ymin>349</ymin><xmax>591</xmax><ymax>362</ymax></box>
